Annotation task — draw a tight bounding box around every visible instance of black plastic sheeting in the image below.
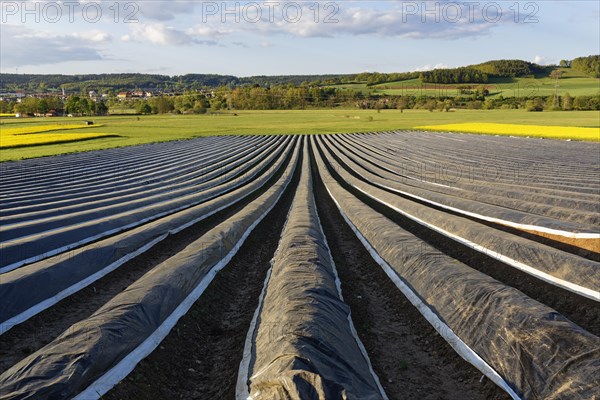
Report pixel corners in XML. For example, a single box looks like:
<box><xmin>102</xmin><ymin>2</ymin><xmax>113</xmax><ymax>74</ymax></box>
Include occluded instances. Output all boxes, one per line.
<box><xmin>1</xmin><ymin>136</ymin><xmax>274</xmax><ymax>229</ymax></box>
<box><xmin>0</xmin><ymin>137</ymin><xmax>290</xmax><ymax>270</ymax></box>
<box><xmin>0</xmin><ymin>140</ymin><xmax>300</xmax><ymax>400</ymax></box>
<box><xmin>312</xmin><ymin>136</ymin><xmax>600</xmax><ymax>400</ymax></box>
<box><xmin>330</xmin><ymin>134</ymin><xmax>600</xmax><ymax>230</ymax></box>
<box><xmin>1</xmin><ymin>135</ymin><xmax>269</xmax><ymax>222</ymax></box>
<box><xmin>0</xmin><ymin>138</ymin><xmax>295</xmax><ymax>329</ymax></box>
<box><xmin>356</xmin><ymin>131</ymin><xmax>600</xmax><ymax>196</ymax></box>
<box><xmin>317</xmin><ymin>136</ymin><xmax>600</xmax><ymax>299</ymax></box>
<box><xmin>342</xmin><ymin>133</ymin><xmax>600</xmax><ymax>214</ymax></box>
<box><xmin>1</xmin><ymin>135</ymin><xmax>251</xmax><ymax>207</ymax></box>
<box><xmin>238</xmin><ymin>140</ymin><xmax>385</xmax><ymax>400</ymax></box>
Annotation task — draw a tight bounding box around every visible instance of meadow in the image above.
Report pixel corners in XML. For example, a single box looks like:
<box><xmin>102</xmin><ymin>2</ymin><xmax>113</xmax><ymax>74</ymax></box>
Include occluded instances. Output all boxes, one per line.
<box><xmin>1</xmin><ymin>109</ymin><xmax>599</xmax><ymax>161</ymax></box>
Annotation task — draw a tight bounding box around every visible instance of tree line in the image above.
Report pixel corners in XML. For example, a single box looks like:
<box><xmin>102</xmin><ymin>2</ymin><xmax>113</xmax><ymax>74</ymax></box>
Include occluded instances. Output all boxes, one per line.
<box><xmin>2</xmin><ymin>91</ymin><xmax>598</xmax><ymax>116</ymax></box>
<box><xmin>354</xmin><ymin>94</ymin><xmax>599</xmax><ymax>112</ymax></box>
<box><xmin>3</xmin><ymin>95</ymin><xmax>108</xmax><ymax>116</ymax></box>
<box><xmin>0</xmin><ymin>73</ymin><xmax>354</xmax><ymax>93</ymax></box>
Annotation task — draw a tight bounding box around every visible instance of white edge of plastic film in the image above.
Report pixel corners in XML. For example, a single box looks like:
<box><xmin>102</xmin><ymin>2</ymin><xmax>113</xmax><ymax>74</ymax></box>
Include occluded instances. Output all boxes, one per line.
<box><xmin>376</xmin><ymin>181</ymin><xmax>599</xmax><ymax>239</ymax></box>
<box><xmin>323</xmin><ymin>184</ymin><xmax>522</xmax><ymax>400</ymax></box>
<box><xmin>350</xmin><ymin>183</ymin><xmax>599</xmax><ymax>302</ymax></box>
<box><xmin>235</xmin><ymin>265</ymin><xmax>273</xmax><ymax>400</ymax></box>
<box><xmin>73</xmin><ymin>150</ymin><xmax>298</xmax><ymax>400</ymax></box>
<box><xmin>0</xmin><ymin>198</ymin><xmax>235</xmax><ymax>336</ymax></box>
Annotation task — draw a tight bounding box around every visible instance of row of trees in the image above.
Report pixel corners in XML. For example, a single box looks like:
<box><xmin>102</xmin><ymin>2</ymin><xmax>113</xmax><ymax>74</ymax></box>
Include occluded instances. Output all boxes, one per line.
<box><xmin>12</xmin><ymin>96</ymin><xmax>62</xmax><ymax>115</ymax></box>
<box><xmin>339</xmin><ymin>94</ymin><xmax>600</xmax><ymax>112</ymax></box>
<box><xmin>64</xmin><ymin>96</ymin><xmax>108</xmax><ymax>116</ymax></box>
<box><xmin>112</xmin><ymin>86</ymin><xmax>362</xmax><ymax>114</ymax></box>
<box><xmin>1</xmin><ymin>95</ymin><xmax>108</xmax><ymax>116</ymax></box>
<box><xmin>228</xmin><ymin>86</ymin><xmax>358</xmax><ymax>109</ymax></box>
<box><xmin>525</xmin><ymin>94</ymin><xmax>599</xmax><ymax>112</ymax></box>
<box><xmin>355</xmin><ymin>72</ymin><xmax>421</xmax><ymax>86</ymax></box>
<box><xmin>134</xmin><ymin>92</ymin><xmax>599</xmax><ymax>114</ymax></box>
<box><xmin>107</xmin><ymin>93</ymin><xmax>213</xmax><ymax>115</ymax></box>
<box><xmin>2</xmin><ymin>91</ymin><xmax>597</xmax><ymax>116</ymax></box>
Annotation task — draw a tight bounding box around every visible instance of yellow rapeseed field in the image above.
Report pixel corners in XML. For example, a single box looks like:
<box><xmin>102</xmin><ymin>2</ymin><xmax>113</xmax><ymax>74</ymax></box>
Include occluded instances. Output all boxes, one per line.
<box><xmin>0</xmin><ymin>114</ymin><xmax>16</xmax><ymax>117</ymax></box>
<box><xmin>1</xmin><ymin>124</ymin><xmax>101</xmax><ymax>135</ymax></box>
<box><xmin>0</xmin><ymin>124</ymin><xmax>115</xmax><ymax>149</ymax></box>
<box><xmin>0</xmin><ymin>133</ymin><xmax>117</xmax><ymax>149</ymax></box>
<box><xmin>414</xmin><ymin>123</ymin><xmax>600</xmax><ymax>141</ymax></box>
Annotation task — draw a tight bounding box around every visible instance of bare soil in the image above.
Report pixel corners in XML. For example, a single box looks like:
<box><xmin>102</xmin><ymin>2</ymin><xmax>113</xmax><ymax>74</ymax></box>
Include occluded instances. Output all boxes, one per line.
<box><xmin>517</xmin><ymin>227</ymin><xmax>600</xmax><ymax>255</ymax></box>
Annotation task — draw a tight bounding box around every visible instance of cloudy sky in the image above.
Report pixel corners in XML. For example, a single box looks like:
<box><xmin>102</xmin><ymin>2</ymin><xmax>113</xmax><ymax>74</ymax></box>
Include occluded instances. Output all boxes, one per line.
<box><xmin>1</xmin><ymin>0</ymin><xmax>598</xmax><ymax>76</ymax></box>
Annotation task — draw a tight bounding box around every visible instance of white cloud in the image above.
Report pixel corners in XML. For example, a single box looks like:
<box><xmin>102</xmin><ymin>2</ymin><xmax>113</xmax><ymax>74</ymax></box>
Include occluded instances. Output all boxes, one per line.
<box><xmin>187</xmin><ymin>26</ymin><xmax>233</xmax><ymax>40</ymax></box>
<box><xmin>6</xmin><ymin>25</ymin><xmax>111</xmax><ymax>43</ymax></box>
<box><xmin>126</xmin><ymin>23</ymin><xmax>218</xmax><ymax>46</ymax></box>
<box><xmin>140</xmin><ymin>24</ymin><xmax>187</xmax><ymax>45</ymax></box>
<box><xmin>414</xmin><ymin>63</ymin><xmax>449</xmax><ymax>72</ymax></box>
<box><xmin>0</xmin><ymin>24</ymin><xmax>108</xmax><ymax>67</ymax></box>
<box><xmin>228</xmin><ymin>3</ymin><xmax>499</xmax><ymax>40</ymax></box>
<box><xmin>126</xmin><ymin>2</ymin><xmax>500</xmax><ymax>42</ymax></box>
<box><xmin>533</xmin><ymin>55</ymin><xmax>555</xmax><ymax>65</ymax></box>
<box><xmin>72</xmin><ymin>30</ymin><xmax>112</xmax><ymax>43</ymax></box>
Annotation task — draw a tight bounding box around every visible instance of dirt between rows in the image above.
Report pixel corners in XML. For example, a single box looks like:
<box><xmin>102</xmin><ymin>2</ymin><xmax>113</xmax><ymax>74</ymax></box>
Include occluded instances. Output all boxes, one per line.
<box><xmin>517</xmin><ymin>227</ymin><xmax>600</xmax><ymax>256</ymax></box>
<box><xmin>312</xmin><ymin>164</ymin><xmax>510</xmax><ymax>400</ymax></box>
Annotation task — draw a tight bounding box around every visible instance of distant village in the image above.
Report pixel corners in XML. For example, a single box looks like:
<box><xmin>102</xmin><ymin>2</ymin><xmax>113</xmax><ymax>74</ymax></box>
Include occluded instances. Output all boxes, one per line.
<box><xmin>0</xmin><ymin>88</ymin><xmax>216</xmax><ymax>102</ymax></box>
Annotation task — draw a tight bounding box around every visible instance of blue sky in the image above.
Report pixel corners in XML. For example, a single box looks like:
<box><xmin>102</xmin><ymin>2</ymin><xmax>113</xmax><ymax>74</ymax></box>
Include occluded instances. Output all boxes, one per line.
<box><xmin>1</xmin><ymin>1</ymin><xmax>599</xmax><ymax>76</ymax></box>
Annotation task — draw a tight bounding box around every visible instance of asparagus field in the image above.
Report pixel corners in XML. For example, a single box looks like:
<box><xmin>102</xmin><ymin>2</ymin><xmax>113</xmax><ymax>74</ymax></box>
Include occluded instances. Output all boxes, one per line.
<box><xmin>0</xmin><ymin>132</ymin><xmax>598</xmax><ymax>400</ymax></box>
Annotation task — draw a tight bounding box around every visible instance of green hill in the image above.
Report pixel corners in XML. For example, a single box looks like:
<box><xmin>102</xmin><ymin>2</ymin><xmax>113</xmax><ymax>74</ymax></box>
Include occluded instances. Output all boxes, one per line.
<box><xmin>340</xmin><ymin>67</ymin><xmax>599</xmax><ymax>99</ymax></box>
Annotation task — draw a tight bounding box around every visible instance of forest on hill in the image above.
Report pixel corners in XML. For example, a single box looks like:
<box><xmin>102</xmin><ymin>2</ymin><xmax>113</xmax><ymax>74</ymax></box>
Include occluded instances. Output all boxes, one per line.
<box><xmin>1</xmin><ymin>56</ymin><xmax>598</xmax><ymax>93</ymax></box>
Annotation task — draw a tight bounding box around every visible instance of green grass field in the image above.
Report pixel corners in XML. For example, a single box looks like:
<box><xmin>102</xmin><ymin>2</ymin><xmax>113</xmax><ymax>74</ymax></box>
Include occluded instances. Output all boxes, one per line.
<box><xmin>1</xmin><ymin>109</ymin><xmax>599</xmax><ymax>161</ymax></box>
<box><xmin>333</xmin><ymin>68</ymin><xmax>600</xmax><ymax>98</ymax></box>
